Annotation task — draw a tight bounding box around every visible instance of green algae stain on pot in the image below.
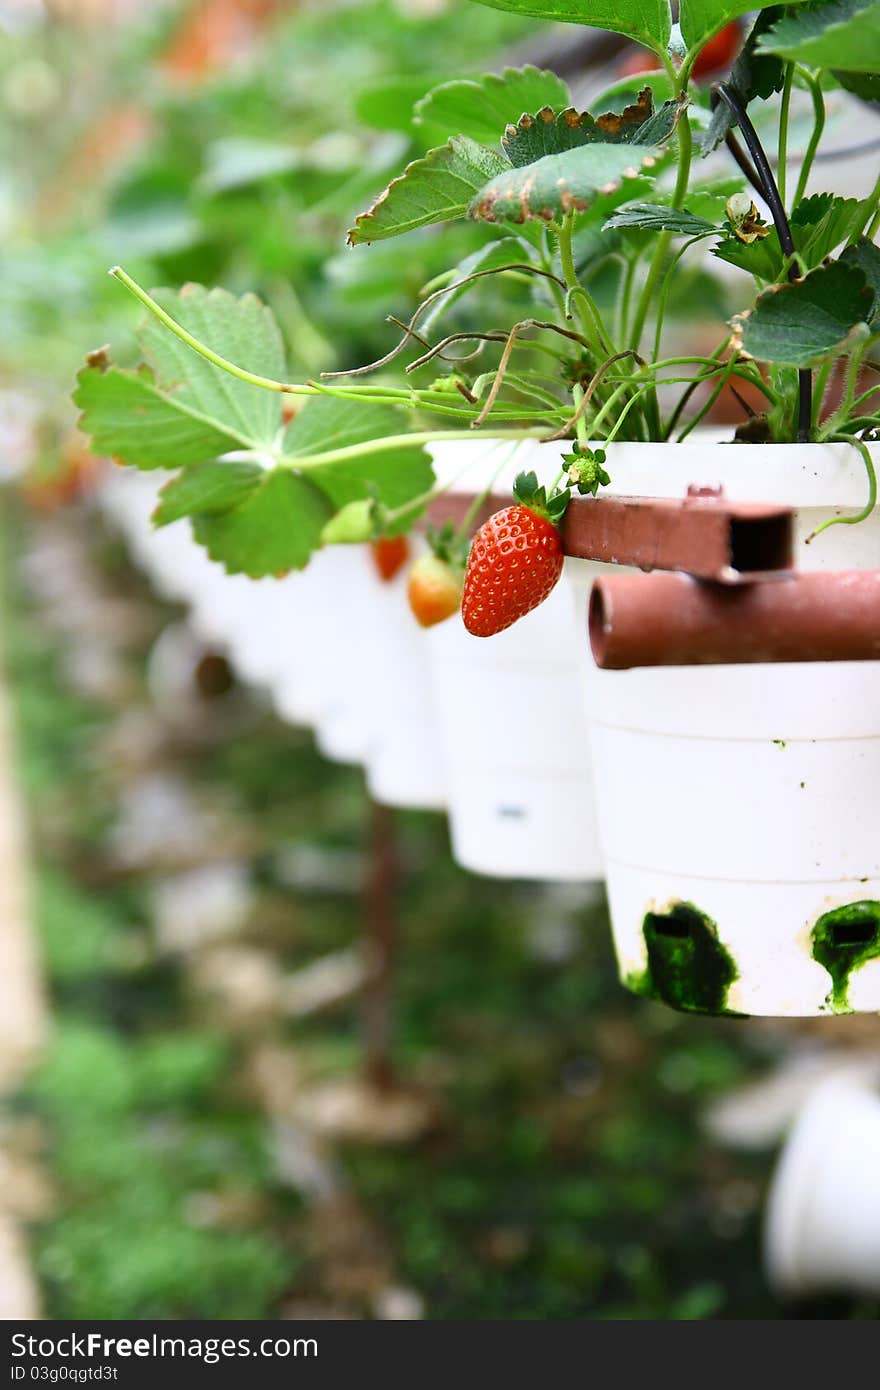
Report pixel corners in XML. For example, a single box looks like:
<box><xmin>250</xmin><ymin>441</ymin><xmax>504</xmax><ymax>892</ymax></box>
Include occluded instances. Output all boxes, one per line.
<box><xmin>625</xmin><ymin>901</ymin><xmax>740</xmax><ymax>1016</ymax></box>
<box><xmin>811</xmin><ymin>901</ymin><xmax>880</xmax><ymax>1013</ymax></box>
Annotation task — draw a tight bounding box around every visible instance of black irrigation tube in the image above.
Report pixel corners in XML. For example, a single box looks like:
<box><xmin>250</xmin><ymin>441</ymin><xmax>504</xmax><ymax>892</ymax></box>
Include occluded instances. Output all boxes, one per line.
<box><xmin>714</xmin><ymin>84</ymin><xmax>813</xmax><ymax>444</ymax></box>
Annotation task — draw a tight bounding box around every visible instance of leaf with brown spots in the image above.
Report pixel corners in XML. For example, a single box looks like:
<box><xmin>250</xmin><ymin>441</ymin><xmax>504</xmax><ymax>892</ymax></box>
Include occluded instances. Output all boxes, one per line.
<box><xmin>469</xmin><ymin>142</ymin><xmax>663</xmax><ymax>225</ymax></box>
<box><xmin>502</xmin><ymin>89</ymin><xmax>686</xmax><ymax>167</ymax></box>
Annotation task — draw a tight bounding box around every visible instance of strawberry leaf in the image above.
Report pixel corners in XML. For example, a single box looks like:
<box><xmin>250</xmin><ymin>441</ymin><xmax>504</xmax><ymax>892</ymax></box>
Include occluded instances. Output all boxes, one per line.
<box><xmin>603</xmin><ymin>203</ymin><xmax>718</xmax><ymax>236</ymax></box>
<box><xmin>470</xmin><ymin>142</ymin><xmax>662</xmax><ymax>224</ymax></box>
<box><xmin>680</xmin><ymin>0</ymin><xmax>811</xmax><ymax>54</ymax></box>
<box><xmin>284</xmin><ymin>397</ymin><xmax>434</xmax><ymax>510</ymax></box>
<box><xmin>153</xmin><ymin>461</ymin><xmax>263</xmax><ymax>527</ymax></box>
<box><xmin>757</xmin><ymin>0</ymin><xmax>880</xmax><ymax>73</ymax></box>
<box><xmin>467</xmin><ymin>1</ymin><xmax>673</xmax><ymax>53</ymax></box>
<box><xmin>414</xmin><ymin>67</ymin><xmax>571</xmax><ymax>145</ymax></box>
<box><xmin>73</xmin><ymin>364</ymin><xmax>244</xmax><ymax>470</ymax></box>
<box><xmin>138</xmin><ymin>284</ymin><xmax>285</xmax><ymax>450</ymax></box>
<box><xmin>347</xmin><ymin>137</ymin><xmax>508</xmax><ymax>244</ymax></box>
<box><xmin>840</xmin><ymin>238</ymin><xmax>880</xmax><ymax>325</ymax></box>
<box><xmin>74</xmin><ymin>283</ymin><xmax>287</xmax><ymax>469</ymax></box>
<box><xmin>192</xmin><ymin>470</ymin><xmax>332</xmax><ymax>577</ymax></box>
<box><xmin>502</xmin><ymin>90</ymin><xmax>684</xmax><ymax>167</ymax></box>
<box><xmin>740</xmin><ymin>260</ymin><xmax>874</xmax><ymax>366</ymax></box>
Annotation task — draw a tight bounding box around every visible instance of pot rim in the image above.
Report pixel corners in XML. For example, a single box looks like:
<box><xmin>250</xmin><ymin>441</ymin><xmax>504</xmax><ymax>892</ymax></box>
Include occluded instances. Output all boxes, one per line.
<box><xmin>429</xmin><ymin>434</ymin><xmax>880</xmax><ymax>508</ymax></box>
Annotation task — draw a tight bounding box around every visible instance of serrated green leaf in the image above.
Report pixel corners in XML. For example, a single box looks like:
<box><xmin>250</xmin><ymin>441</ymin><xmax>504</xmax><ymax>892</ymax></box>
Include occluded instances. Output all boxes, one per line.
<box><xmin>714</xmin><ymin>193</ymin><xmax>866</xmax><ymax>280</ymax></box>
<box><xmin>701</xmin><ymin>8</ymin><xmax>786</xmax><ymax>155</ymax></box>
<box><xmin>502</xmin><ymin>90</ymin><xmax>684</xmax><ymax>167</ymax></box>
<box><xmin>791</xmin><ymin>192</ymin><xmax>866</xmax><ymax>264</ymax></box>
<box><xmin>834</xmin><ymin>68</ymin><xmax>880</xmax><ymax>105</ymax></box>
<box><xmin>347</xmin><ymin>137</ymin><xmax>508</xmax><ymax>244</ymax></box>
<box><xmin>757</xmin><ymin>0</ymin><xmax>880</xmax><ymax>72</ymax></box>
<box><xmin>740</xmin><ymin>261</ymin><xmax>874</xmax><ymax>366</ymax></box>
<box><xmin>680</xmin><ymin>0</ymin><xmax>810</xmax><ymax>54</ymax></box>
<box><xmin>414</xmin><ymin>67</ymin><xmax>571</xmax><ymax>145</ymax></box>
<box><xmin>284</xmin><ymin>397</ymin><xmax>434</xmax><ymax>511</ymax></box>
<box><xmin>840</xmin><ymin>238</ymin><xmax>880</xmax><ymax>324</ymax></box>
<box><xmin>469</xmin><ymin>142</ymin><xmax>661</xmax><ymax>224</ymax></box>
<box><xmin>603</xmin><ymin>202</ymin><xmax>718</xmax><ymax>235</ymax></box>
<box><xmin>153</xmin><ymin>462</ymin><xmax>263</xmax><ymax>527</ymax></box>
<box><xmin>192</xmin><ymin>469</ymin><xmax>332</xmax><ymax>577</ymax></box>
<box><xmin>468</xmin><ymin>0</ymin><xmax>672</xmax><ymax>52</ymax></box>
<box><xmin>139</xmin><ymin>285</ymin><xmax>284</xmax><ymax>451</ymax></box>
<box><xmin>73</xmin><ymin>365</ymin><xmax>244</xmax><ymax>471</ymax></box>
<box><xmin>714</xmin><ymin>234</ymin><xmax>781</xmax><ymax>281</ymax></box>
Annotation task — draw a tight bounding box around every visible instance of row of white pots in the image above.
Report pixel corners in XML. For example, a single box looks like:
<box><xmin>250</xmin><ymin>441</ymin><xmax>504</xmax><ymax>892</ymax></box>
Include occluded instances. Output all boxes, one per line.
<box><xmin>99</xmin><ymin>434</ymin><xmax>880</xmax><ymax>1019</ymax></box>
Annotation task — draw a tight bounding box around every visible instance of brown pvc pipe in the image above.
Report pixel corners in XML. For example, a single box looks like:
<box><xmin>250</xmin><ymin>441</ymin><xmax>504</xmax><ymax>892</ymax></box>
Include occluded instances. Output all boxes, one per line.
<box><xmin>589</xmin><ymin>571</ymin><xmax>880</xmax><ymax>669</ymax></box>
<box><xmin>426</xmin><ymin>491</ymin><xmax>793</xmax><ymax>583</ymax></box>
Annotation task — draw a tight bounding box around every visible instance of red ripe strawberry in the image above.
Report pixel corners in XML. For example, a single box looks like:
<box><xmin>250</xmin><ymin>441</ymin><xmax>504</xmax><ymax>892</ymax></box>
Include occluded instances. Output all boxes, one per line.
<box><xmin>407</xmin><ymin>553</ymin><xmax>463</xmax><ymax>629</ymax></box>
<box><xmin>461</xmin><ymin>472</ymin><xmax>567</xmax><ymax>638</ymax></box>
<box><xmin>371</xmin><ymin>535</ymin><xmax>410</xmax><ymax>583</ymax></box>
<box><xmin>692</xmin><ymin>22</ymin><xmax>741</xmax><ymax>80</ymax></box>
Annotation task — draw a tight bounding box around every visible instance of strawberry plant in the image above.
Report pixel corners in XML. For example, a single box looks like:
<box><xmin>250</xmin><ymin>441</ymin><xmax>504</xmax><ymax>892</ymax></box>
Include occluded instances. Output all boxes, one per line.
<box><xmin>76</xmin><ymin>0</ymin><xmax>880</xmax><ymax>624</ymax></box>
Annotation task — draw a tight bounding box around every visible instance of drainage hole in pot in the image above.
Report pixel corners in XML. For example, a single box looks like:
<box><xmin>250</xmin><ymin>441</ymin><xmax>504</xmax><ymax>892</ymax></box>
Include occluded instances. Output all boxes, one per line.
<box><xmin>729</xmin><ymin>514</ymin><xmax>791</xmax><ymax>574</ymax></box>
<box><xmin>646</xmin><ymin>913</ymin><xmax>691</xmax><ymax>940</ymax></box>
<box><xmin>827</xmin><ymin>920</ymin><xmax>877</xmax><ymax>947</ymax></box>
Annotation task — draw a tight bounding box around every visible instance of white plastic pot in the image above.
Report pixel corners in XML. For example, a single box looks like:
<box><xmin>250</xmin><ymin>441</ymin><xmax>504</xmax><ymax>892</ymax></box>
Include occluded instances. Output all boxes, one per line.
<box><xmin>279</xmin><ymin>544</ymin><xmax>444</xmax><ymax>802</ymax></box>
<box><xmin>568</xmin><ymin>438</ymin><xmax>880</xmax><ymax>1017</ymax></box>
<box><xmin>354</xmin><ymin>543</ymin><xmax>445</xmax><ymax>811</ymax></box>
<box><xmin>425</xmin><ymin>441</ymin><xmax>604</xmax><ymax>882</ymax></box>
<box><xmin>765</xmin><ymin>1076</ymin><xmax>880</xmax><ymax>1299</ymax></box>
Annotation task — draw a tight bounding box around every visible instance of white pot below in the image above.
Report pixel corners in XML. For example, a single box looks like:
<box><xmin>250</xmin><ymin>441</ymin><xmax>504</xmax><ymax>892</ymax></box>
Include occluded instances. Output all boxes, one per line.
<box><xmin>765</xmin><ymin>1076</ymin><xmax>880</xmax><ymax>1300</ymax></box>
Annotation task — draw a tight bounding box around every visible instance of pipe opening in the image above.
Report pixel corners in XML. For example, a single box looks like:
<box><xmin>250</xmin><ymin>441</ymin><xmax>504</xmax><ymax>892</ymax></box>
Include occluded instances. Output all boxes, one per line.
<box><xmin>588</xmin><ymin>582</ymin><xmax>610</xmax><ymax>665</ymax></box>
<box><xmin>729</xmin><ymin>514</ymin><xmax>792</xmax><ymax>574</ymax></box>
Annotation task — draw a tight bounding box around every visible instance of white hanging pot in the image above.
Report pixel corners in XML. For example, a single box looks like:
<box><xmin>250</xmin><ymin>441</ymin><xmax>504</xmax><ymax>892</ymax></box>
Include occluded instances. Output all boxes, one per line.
<box><xmin>353</xmin><ymin>544</ymin><xmax>445</xmax><ymax>811</ymax></box>
<box><xmin>765</xmin><ymin>1076</ymin><xmax>880</xmax><ymax>1300</ymax></box>
<box><xmin>285</xmin><ymin>544</ymin><xmax>444</xmax><ymax>800</ymax></box>
<box><xmin>425</xmin><ymin>441</ymin><xmax>604</xmax><ymax>882</ymax></box>
<box><xmin>567</xmin><ymin>437</ymin><xmax>880</xmax><ymax>1017</ymax></box>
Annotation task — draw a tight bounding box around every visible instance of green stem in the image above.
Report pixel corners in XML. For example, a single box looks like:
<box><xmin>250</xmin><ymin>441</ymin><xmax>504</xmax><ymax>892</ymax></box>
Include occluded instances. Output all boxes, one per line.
<box><xmin>651</xmin><ymin>235</ymin><xmax>713</xmax><ymax>365</ymax></box>
<box><xmin>109</xmin><ymin>267</ymin><xmax>314</xmax><ymax>396</ymax></box>
<box><xmin>806</xmin><ymin>435</ymin><xmax>877</xmax><ymax>540</ymax></box>
<box><xmin>629</xmin><ymin>111</ymin><xmax>693</xmax><ymax>356</ymax></box>
<box><xmin>280</xmin><ymin>428</ymin><xmax>547</xmax><ymax>471</ymax></box>
<box><xmin>677</xmin><ymin>358</ymin><xmax>737</xmax><ymax>441</ymax></box>
<box><xmin>616</xmin><ymin>255</ymin><xmax>637</xmax><ymax>347</ymax></box>
<box><xmin>777</xmin><ymin>64</ymin><xmax>794</xmax><ymax>210</ymax></box>
<box><xmin>819</xmin><ymin>333</ymin><xmax>880</xmax><ymax>438</ymax></box>
<box><xmin>811</xmin><ymin>358</ymin><xmax>835</xmax><ymax>431</ymax></box>
<box><xmin>793</xmin><ymin>70</ymin><xmax>825</xmax><ymax>208</ymax></box>
<box><xmin>558</xmin><ymin>212</ymin><xmax>613</xmax><ymax>355</ymax></box>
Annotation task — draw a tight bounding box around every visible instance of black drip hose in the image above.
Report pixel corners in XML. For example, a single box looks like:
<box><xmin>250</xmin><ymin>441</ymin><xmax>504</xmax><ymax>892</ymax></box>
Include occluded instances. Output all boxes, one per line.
<box><xmin>714</xmin><ymin>85</ymin><xmax>812</xmax><ymax>443</ymax></box>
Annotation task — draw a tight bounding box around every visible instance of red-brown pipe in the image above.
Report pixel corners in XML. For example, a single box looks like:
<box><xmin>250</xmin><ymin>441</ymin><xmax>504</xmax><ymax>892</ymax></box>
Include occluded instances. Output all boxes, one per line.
<box><xmin>589</xmin><ymin>571</ymin><xmax>880</xmax><ymax>669</ymax></box>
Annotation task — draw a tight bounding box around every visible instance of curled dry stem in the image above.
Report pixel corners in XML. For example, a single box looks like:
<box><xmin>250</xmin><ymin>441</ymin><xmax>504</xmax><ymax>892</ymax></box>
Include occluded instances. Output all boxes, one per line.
<box><xmin>321</xmin><ymin>263</ymin><xmax>566</xmax><ymax>380</ymax></box>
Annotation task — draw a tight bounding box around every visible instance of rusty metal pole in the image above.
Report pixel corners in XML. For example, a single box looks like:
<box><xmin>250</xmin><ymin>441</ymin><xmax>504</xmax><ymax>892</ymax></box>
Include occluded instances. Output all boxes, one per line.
<box><xmin>361</xmin><ymin>799</ymin><xmax>399</xmax><ymax>1094</ymax></box>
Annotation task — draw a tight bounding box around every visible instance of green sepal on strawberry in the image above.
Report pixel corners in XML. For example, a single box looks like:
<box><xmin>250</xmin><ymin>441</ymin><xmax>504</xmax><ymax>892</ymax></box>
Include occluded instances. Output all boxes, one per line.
<box><xmin>561</xmin><ymin>443</ymin><xmax>611</xmax><ymax>498</ymax></box>
<box><xmin>461</xmin><ymin>470</ymin><xmax>569</xmax><ymax>638</ymax></box>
